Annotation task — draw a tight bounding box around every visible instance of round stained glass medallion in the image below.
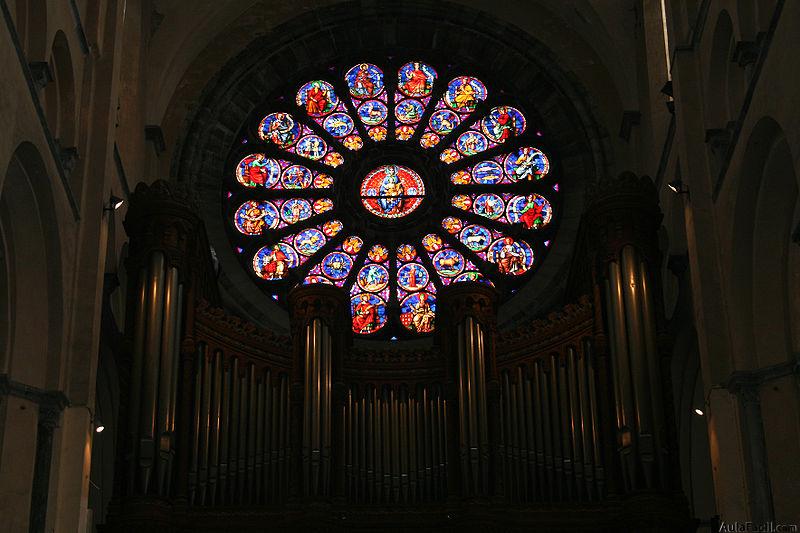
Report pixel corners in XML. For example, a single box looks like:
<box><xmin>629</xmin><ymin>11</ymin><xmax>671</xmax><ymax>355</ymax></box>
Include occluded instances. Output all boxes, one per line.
<box><xmin>360</xmin><ymin>165</ymin><xmax>425</xmax><ymax>219</ymax></box>
<box><xmin>227</xmin><ymin>60</ymin><xmax>560</xmax><ymax>339</ymax></box>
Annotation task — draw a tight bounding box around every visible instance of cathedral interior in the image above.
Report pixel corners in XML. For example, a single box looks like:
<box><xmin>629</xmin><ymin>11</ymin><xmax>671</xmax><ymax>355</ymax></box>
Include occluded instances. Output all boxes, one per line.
<box><xmin>0</xmin><ymin>1</ymin><xmax>798</xmax><ymax>532</ymax></box>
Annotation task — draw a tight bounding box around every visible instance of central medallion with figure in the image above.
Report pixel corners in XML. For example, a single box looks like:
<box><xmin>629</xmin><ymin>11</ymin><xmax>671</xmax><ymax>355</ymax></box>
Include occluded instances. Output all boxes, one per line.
<box><xmin>359</xmin><ymin>164</ymin><xmax>425</xmax><ymax>219</ymax></box>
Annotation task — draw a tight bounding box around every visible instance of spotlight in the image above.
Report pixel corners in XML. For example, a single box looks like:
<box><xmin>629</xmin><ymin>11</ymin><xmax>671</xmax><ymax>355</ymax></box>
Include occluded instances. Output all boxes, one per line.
<box><xmin>693</xmin><ymin>408</ymin><xmax>704</xmax><ymax>416</ymax></box>
<box><xmin>104</xmin><ymin>194</ymin><xmax>125</xmax><ymax>212</ymax></box>
<box><xmin>95</xmin><ymin>424</ymin><xmax>105</xmax><ymax>433</ymax></box>
<box><xmin>667</xmin><ymin>179</ymin><xmax>689</xmax><ymax>196</ymax></box>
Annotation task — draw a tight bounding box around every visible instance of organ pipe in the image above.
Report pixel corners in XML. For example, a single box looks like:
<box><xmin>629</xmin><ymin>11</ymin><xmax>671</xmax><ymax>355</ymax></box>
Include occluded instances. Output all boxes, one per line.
<box><xmin>140</xmin><ymin>252</ymin><xmax>166</xmax><ymax>493</ymax></box>
<box><xmin>156</xmin><ymin>266</ymin><xmax>179</xmax><ymax>495</ymax></box>
<box><xmin>339</xmin><ymin>385</ymin><xmax>449</xmax><ymax>504</ymax></box>
<box><xmin>606</xmin><ymin>264</ymin><xmax>635</xmax><ymax>490</ymax></box>
<box><xmin>127</xmin><ymin>267</ymin><xmax>147</xmax><ymax>496</ymax></box>
<box><xmin>567</xmin><ymin>347</ymin><xmax>584</xmax><ymax>500</ymax></box>
<box><xmin>601</xmin><ymin>244</ymin><xmax>667</xmax><ymax>491</ymax></box>
<box><xmin>208</xmin><ymin>352</ymin><xmax>222</xmax><ymax>505</ymax></box>
<box><xmin>166</xmin><ymin>283</ymin><xmax>184</xmax><ymax>497</ymax></box>
<box><xmin>620</xmin><ymin>246</ymin><xmax>655</xmax><ymax>487</ymax></box>
<box><xmin>639</xmin><ymin>259</ymin><xmax>666</xmax><ymax>482</ymax></box>
<box><xmin>495</xmin><ymin>340</ymin><xmax>607</xmax><ymax>503</ymax></box>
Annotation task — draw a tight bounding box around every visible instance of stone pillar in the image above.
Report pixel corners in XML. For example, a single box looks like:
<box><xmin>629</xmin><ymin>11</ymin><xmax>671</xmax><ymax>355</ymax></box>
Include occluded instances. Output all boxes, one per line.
<box><xmin>671</xmin><ymin>42</ymin><xmax>750</xmax><ymax>521</ymax></box>
<box><xmin>728</xmin><ymin>379</ymin><xmax>772</xmax><ymax>523</ymax></box>
<box><xmin>118</xmin><ymin>180</ymin><xmax>204</xmax><ymax>499</ymax></box>
<box><xmin>437</xmin><ymin>282</ymin><xmax>500</xmax><ymax>500</ymax></box>
<box><xmin>0</xmin><ymin>378</ymin><xmax>67</xmax><ymax>533</ymax></box>
<box><xmin>288</xmin><ymin>284</ymin><xmax>351</xmax><ymax>500</ymax></box>
<box><xmin>584</xmin><ymin>172</ymin><xmax>678</xmax><ymax>493</ymax></box>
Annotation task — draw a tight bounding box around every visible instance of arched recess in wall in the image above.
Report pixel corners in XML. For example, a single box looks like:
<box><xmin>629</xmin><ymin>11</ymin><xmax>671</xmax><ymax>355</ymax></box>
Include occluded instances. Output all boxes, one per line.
<box><xmin>14</xmin><ymin>0</ymin><xmax>47</xmax><ymax>60</ymax></box>
<box><xmin>705</xmin><ymin>11</ymin><xmax>745</xmax><ymax>130</ymax></box>
<box><xmin>0</xmin><ymin>142</ymin><xmax>64</xmax><ymax>389</ymax></box>
<box><xmin>43</xmin><ymin>31</ymin><xmax>82</xmax><ymax>199</ymax></box>
<box><xmin>729</xmin><ymin>117</ymin><xmax>799</xmax><ymax>370</ymax></box>
<box><xmin>43</xmin><ymin>31</ymin><xmax>77</xmax><ymax>146</ymax></box>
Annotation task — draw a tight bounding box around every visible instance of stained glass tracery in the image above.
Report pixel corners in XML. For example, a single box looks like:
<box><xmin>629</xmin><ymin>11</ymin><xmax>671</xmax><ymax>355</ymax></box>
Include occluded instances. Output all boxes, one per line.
<box><xmin>227</xmin><ymin>60</ymin><xmax>558</xmax><ymax>338</ymax></box>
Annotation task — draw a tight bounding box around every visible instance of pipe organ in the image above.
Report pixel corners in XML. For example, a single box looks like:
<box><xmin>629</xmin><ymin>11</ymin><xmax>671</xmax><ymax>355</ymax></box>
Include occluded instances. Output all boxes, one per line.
<box><xmin>498</xmin><ymin>340</ymin><xmax>605</xmax><ymax>503</ymax></box>
<box><xmin>187</xmin><ymin>350</ymin><xmax>290</xmax><ymax>506</ymax></box>
<box><xmin>344</xmin><ymin>384</ymin><xmax>447</xmax><ymax>503</ymax></box>
<box><xmin>106</xmin><ymin>178</ymin><xmax>690</xmax><ymax>531</ymax></box>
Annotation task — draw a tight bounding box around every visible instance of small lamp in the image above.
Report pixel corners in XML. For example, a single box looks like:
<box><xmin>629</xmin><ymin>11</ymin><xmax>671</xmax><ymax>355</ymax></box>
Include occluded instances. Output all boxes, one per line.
<box><xmin>104</xmin><ymin>194</ymin><xmax>125</xmax><ymax>212</ymax></box>
<box><xmin>667</xmin><ymin>179</ymin><xmax>689</xmax><ymax>196</ymax></box>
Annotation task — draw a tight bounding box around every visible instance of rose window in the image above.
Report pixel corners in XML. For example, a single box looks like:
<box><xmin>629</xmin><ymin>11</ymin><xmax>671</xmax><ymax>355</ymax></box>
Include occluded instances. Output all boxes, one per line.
<box><xmin>225</xmin><ymin>60</ymin><xmax>559</xmax><ymax>338</ymax></box>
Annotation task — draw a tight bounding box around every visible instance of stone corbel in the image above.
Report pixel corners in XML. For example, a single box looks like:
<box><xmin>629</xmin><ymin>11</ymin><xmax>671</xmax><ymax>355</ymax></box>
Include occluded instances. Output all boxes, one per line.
<box><xmin>145</xmin><ymin>125</ymin><xmax>166</xmax><ymax>156</ymax></box>
<box><xmin>618</xmin><ymin>111</ymin><xmax>641</xmax><ymax>142</ymax></box>
<box><xmin>28</xmin><ymin>61</ymin><xmax>53</xmax><ymax>90</ymax></box>
<box><xmin>732</xmin><ymin>40</ymin><xmax>760</xmax><ymax>68</ymax></box>
<box><xmin>59</xmin><ymin>145</ymin><xmax>80</xmax><ymax>176</ymax></box>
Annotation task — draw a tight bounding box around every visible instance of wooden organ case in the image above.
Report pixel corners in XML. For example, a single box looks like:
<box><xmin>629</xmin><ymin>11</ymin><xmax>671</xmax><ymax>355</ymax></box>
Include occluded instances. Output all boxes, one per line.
<box><xmin>103</xmin><ymin>176</ymin><xmax>692</xmax><ymax>532</ymax></box>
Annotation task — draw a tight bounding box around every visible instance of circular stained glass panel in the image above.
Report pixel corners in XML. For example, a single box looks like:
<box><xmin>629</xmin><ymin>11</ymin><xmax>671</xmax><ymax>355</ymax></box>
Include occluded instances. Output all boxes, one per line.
<box><xmin>236</xmin><ymin>154</ymin><xmax>281</xmax><ymax>188</ymax></box>
<box><xmin>323</xmin><ymin>112</ymin><xmax>355</xmax><ymax>138</ymax></box>
<box><xmin>398</xmin><ymin>61</ymin><xmax>437</xmax><ymax>97</ymax></box>
<box><xmin>487</xmin><ymin>237</ymin><xmax>534</xmax><ymax>276</ymax></box>
<box><xmin>296</xmin><ymin>80</ymin><xmax>339</xmax><ymax>117</ymax></box>
<box><xmin>351</xmin><ymin>293</ymin><xmax>387</xmax><ymax>334</ymax></box>
<box><xmin>294</xmin><ymin>228</ymin><xmax>326</xmax><ymax>256</ymax></box>
<box><xmin>360</xmin><ymin>165</ymin><xmax>425</xmax><ymax>219</ymax></box>
<box><xmin>357</xmin><ymin>264</ymin><xmax>390</xmax><ymax>292</ymax></box>
<box><xmin>400</xmin><ymin>292</ymin><xmax>436</xmax><ymax>333</ymax></box>
<box><xmin>397</xmin><ymin>263</ymin><xmax>430</xmax><ymax>292</ymax></box>
<box><xmin>322</xmin><ymin>252</ymin><xmax>353</xmax><ymax>280</ymax></box>
<box><xmin>507</xmin><ymin>194</ymin><xmax>553</xmax><ymax>229</ymax></box>
<box><xmin>444</xmin><ymin>76</ymin><xmax>487</xmax><ymax>113</ymax></box>
<box><xmin>253</xmin><ymin>243</ymin><xmax>298</xmax><ymax>280</ymax></box>
<box><xmin>235</xmin><ymin>200</ymin><xmax>279</xmax><ymax>235</ymax></box>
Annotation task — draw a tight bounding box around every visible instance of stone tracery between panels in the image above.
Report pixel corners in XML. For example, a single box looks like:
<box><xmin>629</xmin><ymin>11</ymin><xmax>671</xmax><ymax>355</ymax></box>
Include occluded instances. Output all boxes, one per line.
<box><xmin>225</xmin><ymin>60</ymin><xmax>559</xmax><ymax>338</ymax></box>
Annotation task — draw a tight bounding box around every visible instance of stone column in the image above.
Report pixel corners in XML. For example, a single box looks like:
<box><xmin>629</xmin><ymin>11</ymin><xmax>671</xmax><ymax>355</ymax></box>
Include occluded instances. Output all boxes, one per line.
<box><xmin>119</xmin><ymin>180</ymin><xmax>204</xmax><ymax>499</ymax></box>
<box><xmin>437</xmin><ymin>281</ymin><xmax>500</xmax><ymax>500</ymax></box>
<box><xmin>584</xmin><ymin>172</ymin><xmax>677</xmax><ymax>493</ymax></box>
<box><xmin>288</xmin><ymin>284</ymin><xmax>351</xmax><ymax>500</ymax></box>
<box><xmin>0</xmin><ymin>377</ymin><xmax>67</xmax><ymax>533</ymax></box>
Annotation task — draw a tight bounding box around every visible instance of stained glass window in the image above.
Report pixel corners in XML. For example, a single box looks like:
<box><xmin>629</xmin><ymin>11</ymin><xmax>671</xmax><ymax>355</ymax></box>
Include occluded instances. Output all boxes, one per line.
<box><xmin>226</xmin><ymin>60</ymin><xmax>559</xmax><ymax>339</ymax></box>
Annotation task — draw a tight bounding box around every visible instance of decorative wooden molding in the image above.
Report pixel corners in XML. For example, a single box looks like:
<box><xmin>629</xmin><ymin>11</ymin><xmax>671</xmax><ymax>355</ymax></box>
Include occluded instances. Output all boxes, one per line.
<box><xmin>124</xmin><ymin>180</ymin><xmax>219</xmax><ymax>302</ymax></box>
<box><xmin>287</xmin><ymin>283</ymin><xmax>351</xmax><ymax>337</ymax></box>
<box><xmin>343</xmin><ymin>347</ymin><xmax>445</xmax><ymax>384</ymax></box>
<box><xmin>437</xmin><ymin>281</ymin><xmax>499</xmax><ymax>331</ymax></box>
<box><xmin>194</xmin><ymin>299</ymin><xmax>292</xmax><ymax>371</ymax></box>
<box><xmin>497</xmin><ymin>294</ymin><xmax>594</xmax><ymax>363</ymax></box>
<box><xmin>583</xmin><ymin>172</ymin><xmax>663</xmax><ymax>272</ymax></box>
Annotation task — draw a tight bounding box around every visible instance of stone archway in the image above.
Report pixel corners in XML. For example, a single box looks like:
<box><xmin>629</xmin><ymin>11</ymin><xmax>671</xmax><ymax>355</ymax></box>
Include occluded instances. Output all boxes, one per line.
<box><xmin>0</xmin><ymin>141</ymin><xmax>66</xmax><ymax>533</ymax></box>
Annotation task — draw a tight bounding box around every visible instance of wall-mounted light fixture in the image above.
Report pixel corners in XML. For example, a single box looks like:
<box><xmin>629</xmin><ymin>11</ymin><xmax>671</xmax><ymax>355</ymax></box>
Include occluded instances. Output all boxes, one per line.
<box><xmin>79</xmin><ymin>405</ymin><xmax>106</xmax><ymax>433</ymax></box>
<box><xmin>667</xmin><ymin>179</ymin><xmax>689</xmax><ymax>196</ymax></box>
<box><xmin>104</xmin><ymin>194</ymin><xmax>125</xmax><ymax>212</ymax></box>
